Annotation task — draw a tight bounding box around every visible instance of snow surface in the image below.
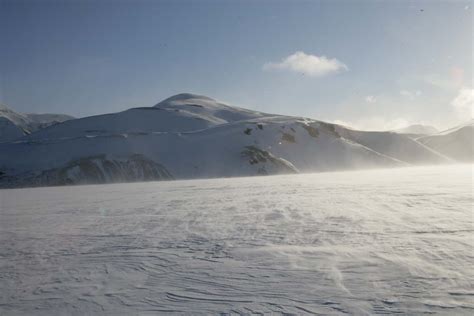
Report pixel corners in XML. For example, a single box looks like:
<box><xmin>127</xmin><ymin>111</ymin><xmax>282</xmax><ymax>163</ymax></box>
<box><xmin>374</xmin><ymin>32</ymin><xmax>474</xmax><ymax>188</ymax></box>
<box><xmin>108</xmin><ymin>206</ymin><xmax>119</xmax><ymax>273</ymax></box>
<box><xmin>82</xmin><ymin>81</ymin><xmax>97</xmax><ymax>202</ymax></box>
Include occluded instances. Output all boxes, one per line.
<box><xmin>0</xmin><ymin>165</ymin><xmax>472</xmax><ymax>315</ymax></box>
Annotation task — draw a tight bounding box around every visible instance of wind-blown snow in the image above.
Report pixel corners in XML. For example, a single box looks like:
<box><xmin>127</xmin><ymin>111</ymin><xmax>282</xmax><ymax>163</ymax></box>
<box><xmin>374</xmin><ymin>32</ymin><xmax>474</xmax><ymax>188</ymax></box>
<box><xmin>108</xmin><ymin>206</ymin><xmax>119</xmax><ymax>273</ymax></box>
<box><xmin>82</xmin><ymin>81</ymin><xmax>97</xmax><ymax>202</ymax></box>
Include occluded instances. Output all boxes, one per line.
<box><xmin>0</xmin><ymin>165</ymin><xmax>472</xmax><ymax>315</ymax></box>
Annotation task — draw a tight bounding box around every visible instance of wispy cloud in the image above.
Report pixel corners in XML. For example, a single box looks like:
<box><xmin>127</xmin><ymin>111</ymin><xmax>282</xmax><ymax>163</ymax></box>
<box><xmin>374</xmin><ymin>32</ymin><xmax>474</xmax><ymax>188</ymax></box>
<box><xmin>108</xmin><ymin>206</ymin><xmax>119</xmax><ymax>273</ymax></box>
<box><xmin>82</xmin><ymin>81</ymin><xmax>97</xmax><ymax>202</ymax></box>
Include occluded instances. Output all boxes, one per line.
<box><xmin>263</xmin><ymin>51</ymin><xmax>348</xmax><ymax>77</ymax></box>
<box><xmin>451</xmin><ymin>87</ymin><xmax>474</xmax><ymax>118</ymax></box>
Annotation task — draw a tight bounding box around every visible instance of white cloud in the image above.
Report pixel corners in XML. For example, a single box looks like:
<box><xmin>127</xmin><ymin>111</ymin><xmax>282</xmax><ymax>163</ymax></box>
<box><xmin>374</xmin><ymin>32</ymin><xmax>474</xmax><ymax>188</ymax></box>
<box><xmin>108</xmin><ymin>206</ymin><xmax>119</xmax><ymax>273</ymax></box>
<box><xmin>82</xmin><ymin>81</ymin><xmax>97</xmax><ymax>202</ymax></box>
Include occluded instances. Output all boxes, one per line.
<box><xmin>451</xmin><ymin>87</ymin><xmax>474</xmax><ymax>118</ymax></box>
<box><xmin>263</xmin><ymin>51</ymin><xmax>348</xmax><ymax>77</ymax></box>
<box><xmin>365</xmin><ymin>95</ymin><xmax>377</xmax><ymax>103</ymax></box>
<box><xmin>400</xmin><ymin>90</ymin><xmax>422</xmax><ymax>100</ymax></box>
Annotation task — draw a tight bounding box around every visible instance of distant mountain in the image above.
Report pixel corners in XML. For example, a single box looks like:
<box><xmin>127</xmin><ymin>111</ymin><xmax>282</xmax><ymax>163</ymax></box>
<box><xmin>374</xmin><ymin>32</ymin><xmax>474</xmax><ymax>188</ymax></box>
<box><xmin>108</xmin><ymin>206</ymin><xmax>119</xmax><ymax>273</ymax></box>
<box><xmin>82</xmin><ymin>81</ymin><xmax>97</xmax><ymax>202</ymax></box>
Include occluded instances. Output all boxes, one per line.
<box><xmin>0</xmin><ymin>103</ymin><xmax>74</xmax><ymax>142</ymax></box>
<box><xmin>0</xmin><ymin>94</ymin><xmax>468</xmax><ymax>188</ymax></box>
<box><xmin>393</xmin><ymin>124</ymin><xmax>438</xmax><ymax>136</ymax></box>
<box><xmin>417</xmin><ymin>121</ymin><xmax>473</xmax><ymax>162</ymax></box>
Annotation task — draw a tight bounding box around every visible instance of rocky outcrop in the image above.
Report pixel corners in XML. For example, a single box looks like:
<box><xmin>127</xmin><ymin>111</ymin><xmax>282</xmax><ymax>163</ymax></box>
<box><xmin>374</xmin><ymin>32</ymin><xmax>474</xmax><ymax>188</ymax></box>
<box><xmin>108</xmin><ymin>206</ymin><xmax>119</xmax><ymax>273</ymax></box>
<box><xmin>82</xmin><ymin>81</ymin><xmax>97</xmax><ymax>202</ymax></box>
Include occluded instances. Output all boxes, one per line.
<box><xmin>1</xmin><ymin>154</ymin><xmax>172</xmax><ymax>188</ymax></box>
<box><xmin>241</xmin><ymin>146</ymin><xmax>299</xmax><ymax>175</ymax></box>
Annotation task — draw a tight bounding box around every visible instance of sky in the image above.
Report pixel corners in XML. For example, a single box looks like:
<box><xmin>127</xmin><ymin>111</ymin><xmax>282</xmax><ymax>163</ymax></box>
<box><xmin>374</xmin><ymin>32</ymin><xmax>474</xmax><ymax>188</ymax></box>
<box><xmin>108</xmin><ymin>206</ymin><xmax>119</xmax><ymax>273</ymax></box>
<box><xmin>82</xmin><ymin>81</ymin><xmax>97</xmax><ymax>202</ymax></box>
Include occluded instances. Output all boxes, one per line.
<box><xmin>0</xmin><ymin>0</ymin><xmax>472</xmax><ymax>130</ymax></box>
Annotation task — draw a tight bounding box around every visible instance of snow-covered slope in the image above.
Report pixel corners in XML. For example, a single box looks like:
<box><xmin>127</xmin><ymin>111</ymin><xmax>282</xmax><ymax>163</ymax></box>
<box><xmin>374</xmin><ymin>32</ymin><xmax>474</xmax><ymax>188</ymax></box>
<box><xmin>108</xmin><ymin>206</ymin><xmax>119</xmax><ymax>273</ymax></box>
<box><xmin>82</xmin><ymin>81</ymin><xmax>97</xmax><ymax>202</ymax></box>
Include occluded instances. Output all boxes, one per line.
<box><xmin>335</xmin><ymin>127</ymin><xmax>450</xmax><ymax>165</ymax></box>
<box><xmin>393</xmin><ymin>124</ymin><xmax>438</xmax><ymax>136</ymax></box>
<box><xmin>23</xmin><ymin>107</ymin><xmax>217</xmax><ymax>141</ymax></box>
<box><xmin>0</xmin><ymin>103</ymin><xmax>74</xmax><ymax>142</ymax></box>
<box><xmin>0</xmin><ymin>94</ymin><xmax>464</xmax><ymax>187</ymax></box>
<box><xmin>417</xmin><ymin>121</ymin><xmax>474</xmax><ymax>162</ymax></box>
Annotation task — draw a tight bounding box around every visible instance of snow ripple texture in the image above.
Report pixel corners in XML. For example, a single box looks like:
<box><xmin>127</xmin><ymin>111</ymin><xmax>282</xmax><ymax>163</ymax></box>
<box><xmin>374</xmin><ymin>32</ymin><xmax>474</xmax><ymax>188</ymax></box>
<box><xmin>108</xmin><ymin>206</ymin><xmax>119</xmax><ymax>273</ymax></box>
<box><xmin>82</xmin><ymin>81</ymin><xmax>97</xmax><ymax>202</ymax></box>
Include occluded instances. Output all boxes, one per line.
<box><xmin>0</xmin><ymin>165</ymin><xmax>473</xmax><ymax>315</ymax></box>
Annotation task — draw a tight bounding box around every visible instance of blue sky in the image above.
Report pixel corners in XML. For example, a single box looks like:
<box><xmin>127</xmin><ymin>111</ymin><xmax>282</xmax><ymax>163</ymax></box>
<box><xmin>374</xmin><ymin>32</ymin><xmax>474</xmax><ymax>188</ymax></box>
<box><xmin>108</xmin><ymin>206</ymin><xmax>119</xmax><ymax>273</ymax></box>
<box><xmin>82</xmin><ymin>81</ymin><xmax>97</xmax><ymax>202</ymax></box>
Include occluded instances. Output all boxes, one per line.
<box><xmin>1</xmin><ymin>0</ymin><xmax>472</xmax><ymax>130</ymax></box>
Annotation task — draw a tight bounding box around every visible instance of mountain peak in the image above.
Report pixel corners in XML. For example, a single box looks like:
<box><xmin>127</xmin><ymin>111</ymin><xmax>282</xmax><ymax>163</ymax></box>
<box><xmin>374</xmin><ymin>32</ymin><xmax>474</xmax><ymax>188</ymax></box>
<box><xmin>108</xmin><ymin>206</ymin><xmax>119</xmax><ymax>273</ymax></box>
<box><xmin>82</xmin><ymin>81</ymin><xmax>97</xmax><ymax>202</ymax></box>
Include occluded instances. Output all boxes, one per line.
<box><xmin>155</xmin><ymin>93</ymin><xmax>217</xmax><ymax>107</ymax></box>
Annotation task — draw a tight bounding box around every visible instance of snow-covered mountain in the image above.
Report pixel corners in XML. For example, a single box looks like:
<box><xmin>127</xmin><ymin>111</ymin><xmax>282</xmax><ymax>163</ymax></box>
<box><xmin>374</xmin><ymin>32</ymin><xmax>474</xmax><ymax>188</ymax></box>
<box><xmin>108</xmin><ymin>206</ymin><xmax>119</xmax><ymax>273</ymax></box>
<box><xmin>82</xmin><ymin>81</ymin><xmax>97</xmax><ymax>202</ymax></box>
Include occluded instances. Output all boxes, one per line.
<box><xmin>0</xmin><ymin>103</ymin><xmax>74</xmax><ymax>142</ymax></box>
<box><xmin>417</xmin><ymin>121</ymin><xmax>474</xmax><ymax>162</ymax></box>
<box><xmin>0</xmin><ymin>94</ymin><xmax>468</xmax><ymax>188</ymax></box>
<box><xmin>23</xmin><ymin>113</ymin><xmax>75</xmax><ymax>130</ymax></box>
<box><xmin>23</xmin><ymin>94</ymin><xmax>266</xmax><ymax>141</ymax></box>
<box><xmin>0</xmin><ymin>104</ymin><xmax>31</xmax><ymax>142</ymax></box>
